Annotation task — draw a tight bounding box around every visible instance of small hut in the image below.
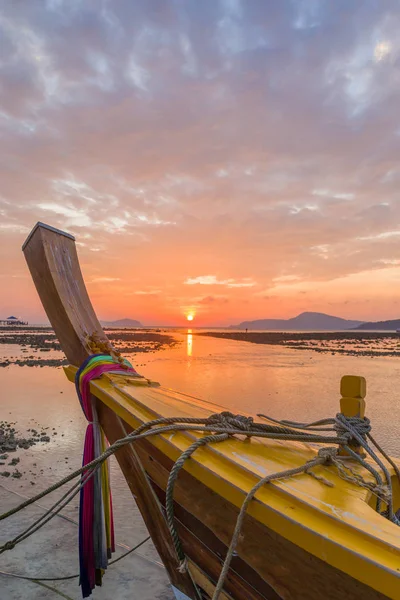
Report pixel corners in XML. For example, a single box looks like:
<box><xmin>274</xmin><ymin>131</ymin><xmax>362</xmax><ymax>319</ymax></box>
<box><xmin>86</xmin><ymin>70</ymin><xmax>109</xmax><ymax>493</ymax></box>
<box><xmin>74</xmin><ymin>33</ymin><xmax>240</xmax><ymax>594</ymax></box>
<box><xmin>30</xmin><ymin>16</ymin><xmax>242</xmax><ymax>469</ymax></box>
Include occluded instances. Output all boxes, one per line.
<box><xmin>0</xmin><ymin>315</ymin><xmax>28</xmax><ymax>326</ymax></box>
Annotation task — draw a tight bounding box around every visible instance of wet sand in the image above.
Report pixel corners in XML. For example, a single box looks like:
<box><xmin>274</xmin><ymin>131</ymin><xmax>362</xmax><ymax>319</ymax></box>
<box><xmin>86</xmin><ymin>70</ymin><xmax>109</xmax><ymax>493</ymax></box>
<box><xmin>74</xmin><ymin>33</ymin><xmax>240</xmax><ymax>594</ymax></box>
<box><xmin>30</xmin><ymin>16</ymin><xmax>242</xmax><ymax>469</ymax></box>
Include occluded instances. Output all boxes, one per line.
<box><xmin>0</xmin><ymin>328</ymin><xmax>176</xmax><ymax>598</ymax></box>
<box><xmin>197</xmin><ymin>330</ymin><xmax>400</xmax><ymax>357</ymax></box>
<box><xmin>0</xmin><ymin>328</ymin><xmax>180</xmax><ymax>484</ymax></box>
<box><xmin>0</xmin><ymin>327</ymin><xmax>178</xmax><ymax>367</ymax></box>
<box><xmin>0</xmin><ymin>419</ymin><xmax>55</xmax><ymax>481</ymax></box>
<box><xmin>0</xmin><ymin>485</ymin><xmax>171</xmax><ymax>600</ymax></box>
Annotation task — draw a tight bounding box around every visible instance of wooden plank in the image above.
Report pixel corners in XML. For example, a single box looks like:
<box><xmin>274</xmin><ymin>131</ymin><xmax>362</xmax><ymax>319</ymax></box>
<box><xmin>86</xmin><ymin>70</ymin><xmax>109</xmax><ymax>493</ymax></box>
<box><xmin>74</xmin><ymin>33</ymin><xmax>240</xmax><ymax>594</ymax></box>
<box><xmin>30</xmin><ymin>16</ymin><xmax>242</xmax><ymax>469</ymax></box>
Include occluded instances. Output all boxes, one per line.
<box><xmin>97</xmin><ymin>404</ymin><xmax>274</xmax><ymax>600</ymax></box>
<box><xmin>131</xmin><ymin>433</ymin><xmax>390</xmax><ymax>600</ymax></box>
<box><xmin>186</xmin><ymin>564</ymin><xmax>232</xmax><ymax>600</ymax></box>
<box><xmin>149</xmin><ymin>476</ymin><xmax>277</xmax><ymax>600</ymax></box>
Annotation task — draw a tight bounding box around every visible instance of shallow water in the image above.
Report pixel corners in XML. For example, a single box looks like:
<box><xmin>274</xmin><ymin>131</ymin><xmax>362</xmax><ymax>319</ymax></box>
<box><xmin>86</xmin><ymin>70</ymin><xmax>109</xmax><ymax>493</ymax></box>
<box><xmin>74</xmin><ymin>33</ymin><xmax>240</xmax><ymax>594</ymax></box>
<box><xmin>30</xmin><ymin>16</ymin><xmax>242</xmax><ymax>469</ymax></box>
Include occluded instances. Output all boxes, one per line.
<box><xmin>142</xmin><ymin>332</ymin><xmax>400</xmax><ymax>456</ymax></box>
<box><xmin>1</xmin><ymin>331</ymin><xmax>400</xmax><ymax>560</ymax></box>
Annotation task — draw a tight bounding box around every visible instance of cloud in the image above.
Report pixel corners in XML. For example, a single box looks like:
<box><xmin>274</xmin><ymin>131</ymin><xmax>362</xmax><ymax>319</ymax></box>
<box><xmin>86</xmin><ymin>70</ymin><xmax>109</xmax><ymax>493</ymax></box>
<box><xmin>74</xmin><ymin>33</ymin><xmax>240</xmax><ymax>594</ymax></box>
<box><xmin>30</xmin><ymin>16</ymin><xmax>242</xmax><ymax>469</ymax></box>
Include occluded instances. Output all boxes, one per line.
<box><xmin>356</xmin><ymin>231</ymin><xmax>400</xmax><ymax>241</ymax></box>
<box><xmin>37</xmin><ymin>202</ymin><xmax>93</xmax><ymax>227</ymax></box>
<box><xmin>1</xmin><ymin>1</ymin><xmax>400</xmax><ymax>323</ymax></box>
<box><xmin>312</xmin><ymin>189</ymin><xmax>355</xmax><ymax>201</ymax></box>
<box><xmin>198</xmin><ymin>295</ymin><xmax>229</xmax><ymax>304</ymax></box>
<box><xmin>132</xmin><ymin>290</ymin><xmax>161</xmax><ymax>295</ymax></box>
<box><xmin>90</xmin><ymin>277</ymin><xmax>121</xmax><ymax>283</ymax></box>
<box><xmin>184</xmin><ymin>275</ymin><xmax>255</xmax><ymax>287</ymax></box>
<box><xmin>0</xmin><ymin>223</ymin><xmax>30</xmax><ymax>233</ymax></box>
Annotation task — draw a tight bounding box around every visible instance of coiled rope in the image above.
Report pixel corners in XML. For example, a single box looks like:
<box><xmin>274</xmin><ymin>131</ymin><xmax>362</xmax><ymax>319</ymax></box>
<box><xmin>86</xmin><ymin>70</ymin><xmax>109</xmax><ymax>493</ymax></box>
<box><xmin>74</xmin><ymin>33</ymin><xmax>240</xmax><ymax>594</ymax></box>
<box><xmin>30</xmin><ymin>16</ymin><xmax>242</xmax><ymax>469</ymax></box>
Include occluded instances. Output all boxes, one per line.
<box><xmin>259</xmin><ymin>411</ymin><xmax>400</xmax><ymax>521</ymax></box>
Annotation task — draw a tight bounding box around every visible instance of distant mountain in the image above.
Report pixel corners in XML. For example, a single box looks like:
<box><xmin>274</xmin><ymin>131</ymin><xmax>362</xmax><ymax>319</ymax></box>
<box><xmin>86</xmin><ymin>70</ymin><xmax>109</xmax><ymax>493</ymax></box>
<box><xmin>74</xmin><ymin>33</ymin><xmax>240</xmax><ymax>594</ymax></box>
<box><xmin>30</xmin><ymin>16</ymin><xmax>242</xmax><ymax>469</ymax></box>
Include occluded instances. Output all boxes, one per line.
<box><xmin>233</xmin><ymin>312</ymin><xmax>363</xmax><ymax>331</ymax></box>
<box><xmin>354</xmin><ymin>318</ymin><xmax>400</xmax><ymax>331</ymax></box>
<box><xmin>101</xmin><ymin>318</ymin><xmax>143</xmax><ymax>328</ymax></box>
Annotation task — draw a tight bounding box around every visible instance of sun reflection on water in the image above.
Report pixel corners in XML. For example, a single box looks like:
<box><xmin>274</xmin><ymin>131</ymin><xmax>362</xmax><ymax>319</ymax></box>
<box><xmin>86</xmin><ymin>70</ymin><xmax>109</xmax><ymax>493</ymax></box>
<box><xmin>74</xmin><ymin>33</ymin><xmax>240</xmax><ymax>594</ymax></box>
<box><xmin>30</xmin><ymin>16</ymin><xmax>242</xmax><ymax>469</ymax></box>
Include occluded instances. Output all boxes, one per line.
<box><xmin>187</xmin><ymin>329</ymin><xmax>193</xmax><ymax>357</ymax></box>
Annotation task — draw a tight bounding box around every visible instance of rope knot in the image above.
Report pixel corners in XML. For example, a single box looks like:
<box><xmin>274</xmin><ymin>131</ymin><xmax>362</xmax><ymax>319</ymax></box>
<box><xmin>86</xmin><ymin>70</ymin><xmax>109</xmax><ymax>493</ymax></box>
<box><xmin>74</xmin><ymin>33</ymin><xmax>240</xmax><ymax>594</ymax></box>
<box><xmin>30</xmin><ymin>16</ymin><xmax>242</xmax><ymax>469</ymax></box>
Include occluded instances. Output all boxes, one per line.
<box><xmin>317</xmin><ymin>447</ymin><xmax>337</xmax><ymax>464</ymax></box>
<box><xmin>334</xmin><ymin>414</ymin><xmax>371</xmax><ymax>446</ymax></box>
<box><xmin>372</xmin><ymin>485</ymin><xmax>391</xmax><ymax>504</ymax></box>
<box><xmin>4</xmin><ymin>540</ymin><xmax>15</xmax><ymax>551</ymax></box>
<box><xmin>206</xmin><ymin>411</ymin><xmax>254</xmax><ymax>433</ymax></box>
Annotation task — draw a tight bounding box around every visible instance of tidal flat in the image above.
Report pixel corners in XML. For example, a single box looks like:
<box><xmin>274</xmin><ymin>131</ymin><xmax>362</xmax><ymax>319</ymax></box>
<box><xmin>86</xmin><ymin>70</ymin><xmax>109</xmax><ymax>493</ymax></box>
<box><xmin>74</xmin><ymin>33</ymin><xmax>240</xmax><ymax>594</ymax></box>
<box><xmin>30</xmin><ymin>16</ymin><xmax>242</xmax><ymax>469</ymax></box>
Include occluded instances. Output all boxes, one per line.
<box><xmin>197</xmin><ymin>330</ymin><xmax>400</xmax><ymax>357</ymax></box>
<box><xmin>0</xmin><ymin>326</ymin><xmax>178</xmax><ymax>368</ymax></box>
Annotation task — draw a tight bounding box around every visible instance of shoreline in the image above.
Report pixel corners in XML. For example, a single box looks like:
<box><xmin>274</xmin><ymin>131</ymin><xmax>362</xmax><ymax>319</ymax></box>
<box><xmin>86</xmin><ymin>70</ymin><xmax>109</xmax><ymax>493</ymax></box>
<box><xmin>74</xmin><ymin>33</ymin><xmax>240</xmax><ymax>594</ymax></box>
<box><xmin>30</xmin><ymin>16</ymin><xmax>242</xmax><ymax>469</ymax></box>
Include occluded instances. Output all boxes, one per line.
<box><xmin>196</xmin><ymin>331</ymin><xmax>400</xmax><ymax>357</ymax></box>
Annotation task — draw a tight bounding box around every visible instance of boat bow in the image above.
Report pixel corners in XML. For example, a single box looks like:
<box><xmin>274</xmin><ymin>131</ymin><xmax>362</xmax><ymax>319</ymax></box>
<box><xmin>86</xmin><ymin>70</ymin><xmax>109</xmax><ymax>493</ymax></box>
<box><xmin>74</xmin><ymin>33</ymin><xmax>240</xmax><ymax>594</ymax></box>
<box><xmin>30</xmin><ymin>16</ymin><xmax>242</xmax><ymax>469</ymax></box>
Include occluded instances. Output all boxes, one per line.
<box><xmin>23</xmin><ymin>222</ymin><xmax>400</xmax><ymax>600</ymax></box>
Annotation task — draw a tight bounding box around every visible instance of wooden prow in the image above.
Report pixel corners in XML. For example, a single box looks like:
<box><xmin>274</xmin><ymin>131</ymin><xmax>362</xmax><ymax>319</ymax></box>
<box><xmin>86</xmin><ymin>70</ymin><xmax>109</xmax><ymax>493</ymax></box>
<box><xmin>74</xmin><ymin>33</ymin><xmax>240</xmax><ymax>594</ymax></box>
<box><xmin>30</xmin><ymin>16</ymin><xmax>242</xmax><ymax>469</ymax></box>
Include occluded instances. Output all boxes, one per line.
<box><xmin>22</xmin><ymin>222</ymin><xmax>201</xmax><ymax>600</ymax></box>
<box><xmin>22</xmin><ymin>222</ymin><xmax>107</xmax><ymax>366</ymax></box>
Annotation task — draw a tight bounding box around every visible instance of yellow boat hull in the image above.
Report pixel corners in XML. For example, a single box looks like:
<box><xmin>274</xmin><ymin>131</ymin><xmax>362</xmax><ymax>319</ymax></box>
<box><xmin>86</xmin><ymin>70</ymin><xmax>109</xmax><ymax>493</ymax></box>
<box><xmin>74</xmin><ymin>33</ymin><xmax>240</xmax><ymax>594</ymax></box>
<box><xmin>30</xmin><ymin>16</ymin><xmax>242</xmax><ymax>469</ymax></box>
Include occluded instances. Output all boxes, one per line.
<box><xmin>63</xmin><ymin>365</ymin><xmax>399</xmax><ymax>600</ymax></box>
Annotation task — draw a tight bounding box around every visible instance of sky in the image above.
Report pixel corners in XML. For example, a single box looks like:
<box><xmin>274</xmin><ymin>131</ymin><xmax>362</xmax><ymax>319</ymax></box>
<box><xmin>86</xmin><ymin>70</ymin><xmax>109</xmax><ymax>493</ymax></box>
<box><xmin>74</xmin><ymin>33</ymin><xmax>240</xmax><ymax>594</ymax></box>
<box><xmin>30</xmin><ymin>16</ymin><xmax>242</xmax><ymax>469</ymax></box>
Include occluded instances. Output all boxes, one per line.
<box><xmin>1</xmin><ymin>0</ymin><xmax>400</xmax><ymax>326</ymax></box>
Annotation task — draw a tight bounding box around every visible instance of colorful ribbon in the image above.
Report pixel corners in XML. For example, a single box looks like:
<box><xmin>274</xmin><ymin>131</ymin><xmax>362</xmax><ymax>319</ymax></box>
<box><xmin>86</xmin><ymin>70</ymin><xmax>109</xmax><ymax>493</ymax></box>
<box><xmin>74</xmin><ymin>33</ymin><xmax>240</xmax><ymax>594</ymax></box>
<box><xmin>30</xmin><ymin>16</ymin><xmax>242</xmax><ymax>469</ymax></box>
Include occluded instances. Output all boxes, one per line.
<box><xmin>75</xmin><ymin>354</ymin><xmax>138</xmax><ymax>597</ymax></box>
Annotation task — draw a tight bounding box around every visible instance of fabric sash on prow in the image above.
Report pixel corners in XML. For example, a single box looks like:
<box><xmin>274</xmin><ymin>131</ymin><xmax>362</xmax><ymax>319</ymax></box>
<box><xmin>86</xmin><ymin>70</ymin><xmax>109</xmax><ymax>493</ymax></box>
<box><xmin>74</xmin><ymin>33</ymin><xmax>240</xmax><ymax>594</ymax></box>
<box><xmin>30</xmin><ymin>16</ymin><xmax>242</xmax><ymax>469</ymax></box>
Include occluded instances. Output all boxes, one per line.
<box><xmin>75</xmin><ymin>354</ymin><xmax>138</xmax><ymax>597</ymax></box>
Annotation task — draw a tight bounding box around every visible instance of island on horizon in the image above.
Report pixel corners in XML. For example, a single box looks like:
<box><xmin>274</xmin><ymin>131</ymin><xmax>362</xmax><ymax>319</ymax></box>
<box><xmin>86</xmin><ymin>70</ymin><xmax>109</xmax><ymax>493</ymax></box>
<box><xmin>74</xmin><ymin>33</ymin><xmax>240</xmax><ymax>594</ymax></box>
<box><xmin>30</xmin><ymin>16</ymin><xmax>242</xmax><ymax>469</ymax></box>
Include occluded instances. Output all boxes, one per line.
<box><xmin>100</xmin><ymin>318</ymin><xmax>143</xmax><ymax>328</ymax></box>
<box><xmin>231</xmin><ymin>311</ymin><xmax>363</xmax><ymax>331</ymax></box>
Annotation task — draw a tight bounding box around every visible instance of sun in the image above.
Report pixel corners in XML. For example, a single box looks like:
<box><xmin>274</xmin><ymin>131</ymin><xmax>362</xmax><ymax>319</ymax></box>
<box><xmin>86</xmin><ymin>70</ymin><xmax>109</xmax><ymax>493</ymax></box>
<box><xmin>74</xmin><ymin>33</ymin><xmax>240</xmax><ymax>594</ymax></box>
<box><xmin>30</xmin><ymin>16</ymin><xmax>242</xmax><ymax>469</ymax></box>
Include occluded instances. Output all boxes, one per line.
<box><xmin>187</xmin><ymin>314</ymin><xmax>194</xmax><ymax>321</ymax></box>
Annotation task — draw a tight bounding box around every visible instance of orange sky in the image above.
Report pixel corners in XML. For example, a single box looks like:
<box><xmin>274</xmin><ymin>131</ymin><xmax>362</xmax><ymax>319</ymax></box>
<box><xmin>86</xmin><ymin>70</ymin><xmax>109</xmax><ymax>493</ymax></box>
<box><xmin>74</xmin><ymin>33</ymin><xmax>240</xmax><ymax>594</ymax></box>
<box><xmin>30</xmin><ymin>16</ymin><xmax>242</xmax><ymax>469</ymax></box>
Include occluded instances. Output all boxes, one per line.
<box><xmin>1</xmin><ymin>1</ymin><xmax>400</xmax><ymax>326</ymax></box>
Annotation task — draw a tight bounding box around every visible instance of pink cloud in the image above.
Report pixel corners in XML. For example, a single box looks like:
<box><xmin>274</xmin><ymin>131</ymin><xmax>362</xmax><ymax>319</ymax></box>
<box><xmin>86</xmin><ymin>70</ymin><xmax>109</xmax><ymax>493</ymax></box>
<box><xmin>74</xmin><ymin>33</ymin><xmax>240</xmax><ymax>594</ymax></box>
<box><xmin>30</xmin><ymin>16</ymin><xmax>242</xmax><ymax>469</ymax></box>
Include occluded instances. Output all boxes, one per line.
<box><xmin>1</xmin><ymin>1</ymin><xmax>400</xmax><ymax>324</ymax></box>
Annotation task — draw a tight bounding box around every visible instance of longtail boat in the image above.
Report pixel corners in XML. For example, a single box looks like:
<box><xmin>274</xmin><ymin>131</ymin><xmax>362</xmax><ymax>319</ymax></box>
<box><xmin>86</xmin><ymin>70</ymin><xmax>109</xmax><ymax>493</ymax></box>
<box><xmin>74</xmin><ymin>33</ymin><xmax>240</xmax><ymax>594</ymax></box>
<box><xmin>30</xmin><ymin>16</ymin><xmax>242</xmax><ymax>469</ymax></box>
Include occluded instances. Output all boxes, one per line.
<box><xmin>22</xmin><ymin>222</ymin><xmax>400</xmax><ymax>600</ymax></box>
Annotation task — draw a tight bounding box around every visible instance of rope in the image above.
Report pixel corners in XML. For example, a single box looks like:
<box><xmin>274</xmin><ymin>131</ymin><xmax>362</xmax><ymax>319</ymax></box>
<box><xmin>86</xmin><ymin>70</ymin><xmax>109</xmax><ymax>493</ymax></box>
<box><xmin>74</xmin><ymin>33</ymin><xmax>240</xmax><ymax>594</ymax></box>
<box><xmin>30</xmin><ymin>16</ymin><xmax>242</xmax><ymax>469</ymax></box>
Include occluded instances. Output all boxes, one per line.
<box><xmin>335</xmin><ymin>414</ymin><xmax>396</xmax><ymax>519</ymax></box>
<box><xmin>0</xmin><ymin>416</ymin><xmax>352</xmax><ymax>526</ymax></box>
<box><xmin>0</xmin><ymin>415</ymin><xmax>390</xmax><ymax>549</ymax></box>
<box><xmin>212</xmin><ymin>454</ymin><xmax>327</xmax><ymax>600</ymax></box>
<box><xmin>27</xmin><ymin>580</ymin><xmax>74</xmax><ymax>600</ymax></box>
<box><xmin>0</xmin><ymin>536</ymin><xmax>151</xmax><ymax>582</ymax></box>
<box><xmin>334</xmin><ymin>414</ymin><xmax>372</xmax><ymax>439</ymax></box>
<box><xmin>165</xmin><ymin>433</ymin><xmax>229</xmax><ymax>569</ymax></box>
<box><xmin>1</xmin><ymin>409</ymin><xmax>399</xmax><ymax>600</ymax></box>
<box><xmin>0</xmin><ymin>468</ymin><xmax>99</xmax><ymax>555</ymax></box>
<box><xmin>368</xmin><ymin>432</ymin><xmax>400</xmax><ymax>486</ymax></box>
<box><xmin>258</xmin><ymin>412</ymin><xmax>396</xmax><ymax>515</ymax></box>
<box><xmin>1</xmin><ymin>482</ymin><xmax>163</xmax><ymax>569</ymax></box>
